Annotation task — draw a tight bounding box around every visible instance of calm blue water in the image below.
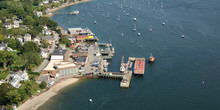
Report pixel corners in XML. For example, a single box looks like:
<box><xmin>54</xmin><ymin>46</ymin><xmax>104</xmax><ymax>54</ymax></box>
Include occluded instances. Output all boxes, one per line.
<box><xmin>38</xmin><ymin>0</ymin><xmax>220</xmax><ymax>109</ymax></box>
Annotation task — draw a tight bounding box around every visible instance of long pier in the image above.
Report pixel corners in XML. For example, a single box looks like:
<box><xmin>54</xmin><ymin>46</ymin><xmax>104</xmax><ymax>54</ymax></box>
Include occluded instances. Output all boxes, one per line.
<box><xmin>99</xmin><ymin>57</ymin><xmax>138</xmax><ymax>88</ymax></box>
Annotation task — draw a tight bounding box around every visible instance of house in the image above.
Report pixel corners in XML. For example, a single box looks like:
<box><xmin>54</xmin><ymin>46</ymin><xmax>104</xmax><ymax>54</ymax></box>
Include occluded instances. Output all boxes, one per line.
<box><xmin>40</xmin><ymin>48</ymin><xmax>49</xmax><ymax>59</ymax></box>
<box><xmin>42</xmin><ymin>0</ymin><xmax>49</xmax><ymax>4</ymax></box>
<box><xmin>43</xmin><ymin>26</ymin><xmax>48</xmax><ymax>30</ymax></box>
<box><xmin>34</xmin><ymin>35</ymin><xmax>41</xmax><ymax>44</ymax></box>
<box><xmin>68</xmin><ymin>28</ymin><xmax>82</xmax><ymax>35</ymax></box>
<box><xmin>4</xmin><ymin>23</ymin><xmax>12</xmax><ymax>29</ymax></box>
<box><xmin>42</xmin><ymin>30</ymin><xmax>52</xmax><ymax>35</ymax></box>
<box><xmin>36</xmin><ymin>11</ymin><xmax>43</xmax><ymax>18</ymax></box>
<box><xmin>51</xmin><ymin>48</ymin><xmax>69</xmax><ymax>61</ymax></box>
<box><xmin>9</xmin><ymin>70</ymin><xmax>29</xmax><ymax>88</ymax></box>
<box><xmin>0</xmin><ymin>43</ymin><xmax>14</xmax><ymax>51</ymax></box>
<box><xmin>5</xmin><ymin>34</ymin><xmax>11</xmax><ymax>39</ymax></box>
<box><xmin>16</xmin><ymin>37</ymin><xmax>24</xmax><ymax>43</ymax></box>
<box><xmin>41</xmin><ymin>36</ymin><xmax>55</xmax><ymax>45</ymax></box>
<box><xmin>13</xmin><ymin>20</ymin><xmax>20</xmax><ymax>28</ymax></box>
<box><xmin>24</xmin><ymin>34</ymin><xmax>32</xmax><ymax>42</ymax></box>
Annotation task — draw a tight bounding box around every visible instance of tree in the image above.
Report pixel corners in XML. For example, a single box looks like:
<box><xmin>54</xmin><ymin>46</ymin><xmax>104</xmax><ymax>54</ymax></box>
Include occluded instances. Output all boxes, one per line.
<box><xmin>6</xmin><ymin>39</ymin><xmax>22</xmax><ymax>51</ymax></box>
<box><xmin>22</xmin><ymin>42</ymin><xmax>40</xmax><ymax>53</ymax></box>
<box><xmin>23</xmin><ymin>16</ymin><xmax>35</xmax><ymax>26</ymax></box>
<box><xmin>22</xmin><ymin>52</ymin><xmax>42</xmax><ymax>70</ymax></box>
<box><xmin>24</xmin><ymin>80</ymin><xmax>40</xmax><ymax>96</ymax></box>
<box><xmin>40</xmin><ymin>81</ymin><xmax>47</xmax><ymax>89</ymax></box>
<box><xmin>0</xmin><ymin>34</ymin><xmax>6</xmax><ymax>43</ymax></box>
<box><xmin>59</xmin><ymin>37</ymin><xmax>71</xmax><ymax>47</ymax></box>
<box><xmin>40</xmin><ymin>39</ymin><xmax>49</xmax><ymax>48</ymax></box>
<box><xmin>0</xmin><ymin>51</ymin><xmax>18</xmax><ymax>69</ymax></box>
<box><xmin>0</xmin><ymin>83</ymin><xmax>14</xmax><ymax>105</ymax></box>
<box><xmin>6</xmin><ymin>90</ymin><xmax>22</xmax><ymax>104</ymax></box>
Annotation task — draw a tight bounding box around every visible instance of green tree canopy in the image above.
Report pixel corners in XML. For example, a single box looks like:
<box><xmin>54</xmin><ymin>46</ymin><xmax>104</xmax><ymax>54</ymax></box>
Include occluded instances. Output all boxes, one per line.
<box><xmin>0</xmin><ymin>51</ymin><xmax>18</xmax><ymax>69</ymax></box>
<box><xmin>0</xmin><ymin>83</ymin><xmax>14</xmax><ymax>105</ymax></box>
<box><xmin>40</xmin><ymin>81</ymin><xmax>47</xmax><ymax>89</ymax></box>
<box><xmin>22</xmin><ymin>41</ymin><xmax>40</xmax><ymax>53</ymax></box>
<box><xmin>6</xmin><ymin>90</ymin><xmax>22</xmax><ymax>104</ymax></box>
<box><xmin>59</xmin><ymin>36</ymin><xmax>71</xmax><ymax>47</ymax></box>
<box><xmin>6</xmin><ymin>38</ymin><xmax>22</xmax><ymax>51</ymax></box>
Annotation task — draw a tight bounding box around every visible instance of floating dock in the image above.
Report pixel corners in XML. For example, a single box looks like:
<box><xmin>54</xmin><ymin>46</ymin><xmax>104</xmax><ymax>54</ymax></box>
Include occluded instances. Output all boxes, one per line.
<box><xmin>134</xmin><ymin>58</ymin><xmax>145</xmax><ymax>75</ymax></box>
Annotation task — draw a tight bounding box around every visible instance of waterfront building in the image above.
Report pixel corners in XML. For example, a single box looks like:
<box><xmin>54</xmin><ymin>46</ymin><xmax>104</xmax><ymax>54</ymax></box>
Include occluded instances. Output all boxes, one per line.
<box><xmin>42</xmin><ymin>60</ymin><xmax>79</xmax><ymax>77</ymax></box>
<box><xmin>68</xmin><ymin>27</ymin><xmax>83</xmax><ymax>35</ymax></box>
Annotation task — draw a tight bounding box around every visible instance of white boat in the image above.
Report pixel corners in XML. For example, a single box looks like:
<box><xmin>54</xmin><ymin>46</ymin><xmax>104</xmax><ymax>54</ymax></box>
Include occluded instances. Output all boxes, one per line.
<box><xmin>112</xmin><ymin>47</ymin><xmax>115</xmax><ymax>53</ymax></box>
<box><xmin>121</xmin><ymin>33</ymin><xmax>124</xmax><ymax>36</ymax></box>
<box><xmin>162</xmin><ymin>22</ymin><xmax>165</xmax><ymax>25</ymax></box>
<box><xmin>107</xmin><ymin>12</ymin><xmax>109</xmax><ymax>18</ymax></box>
<box><xmin>117</xmin><ymin>15</ymin><xmax>120</xmax><ymax>21</ymax></box>
<box><xmin>133</xmin><ymin>23</ymin><xmax>136</xmax><ymax>31</ymax></box>
<box><xmin>149</xmin><ymin>28</ymin><xmax>152</xmax><ymax>32</ymax></box>
<box><xmin>69</xmin><ymin>11</ymin><xmax>79</xmax><ymax>15</ymax></box>
<box><xmin>120</xmin><ymin>64</ymin><xmax>125</xmax><ymax>72</ymax></box>
<box><xmin>103</xmin><ymin>60</ymin><xmax>108</xmax><ymax>68</ymax></box>
<box><xmin>133</xmin><ymin>17</ymin><xmax>137</xmax><ymax>21</ymax></box>
<box><xmin>89</xmin><ymin>99</ymin><xmax>93</xmax><ymax>102</ymax></box>
<box><xmin>138</xmin><ymin>32</ymin><xmax>141</xmax><ymax>36</ymax></box>
<box><xmin>182</xmin><ymin>35</ymin><xmax>185</xmax><ymax>38</ymax></box>
<box><xmin>94</xmin><ymin>21</ymin><xmax>97</xmax><ymax>24</ymax></box>
<box><xmin>127</xmin><ymin>13</ymin><xmax>129</xmax><ymax>16</ymax></box>
<box><xmin>104</xmin><ymin>67</ymin><xmax>108</xmax><ymax>72</ymax></box>
<box><xmin>121</xmin><ymin>4</ymin><xmax>123</xmax><ymax>9</ymax></box>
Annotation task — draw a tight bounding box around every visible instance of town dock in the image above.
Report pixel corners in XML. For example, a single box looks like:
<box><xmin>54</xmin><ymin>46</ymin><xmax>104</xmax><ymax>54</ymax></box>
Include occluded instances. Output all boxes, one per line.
<box><xmin>99</xmin><ymin>56</ymin><xmax>144</xmax><ymax>88</ymax></box>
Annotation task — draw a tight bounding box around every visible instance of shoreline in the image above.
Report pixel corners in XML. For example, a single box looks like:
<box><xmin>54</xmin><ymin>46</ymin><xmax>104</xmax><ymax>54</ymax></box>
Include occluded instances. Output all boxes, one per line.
<box><xmin>47</xmin><ymin>0</ymin><xmax>93</xmax><ymax>17</ymax></box>
<box><xmin>17</xmin><ymin>78</ymin><xmax>79</xmax><ymax>110</ymax></box>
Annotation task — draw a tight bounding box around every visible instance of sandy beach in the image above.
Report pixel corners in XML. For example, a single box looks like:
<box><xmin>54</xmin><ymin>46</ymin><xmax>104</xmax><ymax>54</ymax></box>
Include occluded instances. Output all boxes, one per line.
<box><xmin>17</xmin><ymin>78</ymin><xmax>79</xmax><ymax>110</ymax></box>
<box><xmin>47</xmin><ymin>0</ymin><xmax>93</xmax><ymax>17</ymax></box>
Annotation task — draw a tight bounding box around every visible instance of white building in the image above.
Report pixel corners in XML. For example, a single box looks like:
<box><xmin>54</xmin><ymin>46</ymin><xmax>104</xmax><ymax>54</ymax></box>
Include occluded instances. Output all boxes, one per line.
<box><xmin>42</xmin><ymin>30</ymin><xmax>52</xmax><ymax>35</ymax></box>
<box><xmin>17</xmin><ymin>37</ymin><xmax>24</xmax><ymax>43</ymax></box>
<box><xmin>13</xmin><ymin>20</ymin><xmax>20</xmax><ymax>28</ymax></box>
<box><xmin>4</xmin><ymin>23</ymin><xmax>12</xmax><ymax>29</ymax></box>
<box><xmin>9</xmin><ymin>70</ymin><xmax>29</xmax><ymax>88</ymax></box>
<box><xmin>36</xmin><ymin>11</ymin><xmax>43</xmax><ymax>18</ymax></box>
<box><xmin>68</xmin><ymin>28</ymin><xmax>83</xmax><ymax>35</ymax></box>
<box><xmin>0</xmin><ymin>43</ymin><xmax>14</xmax><ymax>51</ymax></box>
<box><xmin>40</xmin><ymin>48</ymin><xmax>49</xmax><ymax>59</ymax></box>
<box><xmin>24</xmin><ymin>34</ymin><xmax>32</xmax><ymax>42</ymax></box>
<box><xmin>42</xmin><ymin>0</ymin><xmax>49</xmax><ymax>4</ymax></box>
<box><xmin>34</xmin><ymin>36</ymin><xmax>41</xmax><ymax>44</ymax></box>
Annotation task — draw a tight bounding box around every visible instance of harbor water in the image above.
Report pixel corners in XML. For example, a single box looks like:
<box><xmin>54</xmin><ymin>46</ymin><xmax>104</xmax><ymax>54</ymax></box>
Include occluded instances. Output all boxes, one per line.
<box><xmin>38</xmin><ymin>0</ymin><xmax>220</xmax><ymax>109</ymax></box>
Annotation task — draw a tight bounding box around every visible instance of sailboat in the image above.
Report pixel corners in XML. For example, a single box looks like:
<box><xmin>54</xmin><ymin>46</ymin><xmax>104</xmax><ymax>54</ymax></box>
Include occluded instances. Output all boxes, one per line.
<box><xmin>138</xmin><ymin>32</ymin><xmax>141</xmax><ymax>36</ymax></box>
<box><xmin>133</xmin><ymin>23</ymin><xmax>136</xmax><ymax>31</ymax></box>
<box><xmin>107</xmin><ymin>12</ymin><xmax>109</xmax><ymax>18</ymax></box>
<box><xmin>117</xmin><ymin>15</ymin><xmax>120</xmax><ymax>21</ymax></box>
<box><xmin>161</xmin><ymin>2</ymin><xmax>163</xmax><ymax>8</ymax></box>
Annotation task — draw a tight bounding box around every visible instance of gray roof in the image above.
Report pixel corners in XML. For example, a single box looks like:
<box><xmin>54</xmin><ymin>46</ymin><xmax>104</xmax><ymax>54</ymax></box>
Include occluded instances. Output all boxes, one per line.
<box><xmin>52</xmin><ymin>49</ymin><xmax>68</xmax><ymax>55</ymax></box>
<box><xmin>0</xmin><ymin>43</ymin><xmax>6</xmax><ymax>47</ymax></box>
<box><xmin>42</xmin><ymin>36</ymin><xmax>54</xmax><ymax>40</ymax></box>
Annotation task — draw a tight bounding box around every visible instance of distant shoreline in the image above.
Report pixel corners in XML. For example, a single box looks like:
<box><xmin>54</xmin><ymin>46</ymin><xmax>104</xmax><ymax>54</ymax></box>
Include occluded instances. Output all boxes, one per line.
<box><xmin>17</xmin><ymin>78</ymin><xmax>79</xmax><ymax>110</ymax></box>
<box><xmin>47</xmin><ymin>0</ymin><xmax>93</xmax><ymax>17</ymax></box>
